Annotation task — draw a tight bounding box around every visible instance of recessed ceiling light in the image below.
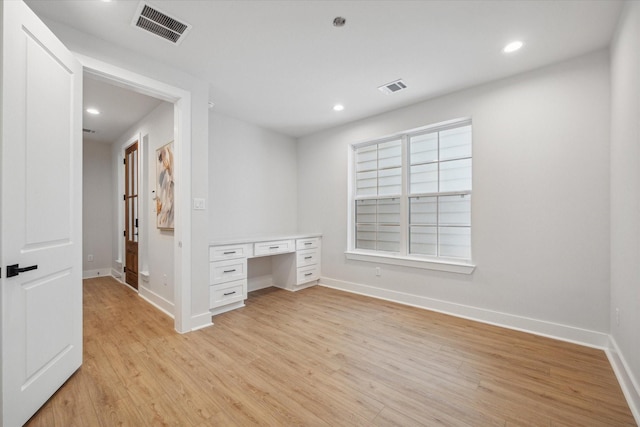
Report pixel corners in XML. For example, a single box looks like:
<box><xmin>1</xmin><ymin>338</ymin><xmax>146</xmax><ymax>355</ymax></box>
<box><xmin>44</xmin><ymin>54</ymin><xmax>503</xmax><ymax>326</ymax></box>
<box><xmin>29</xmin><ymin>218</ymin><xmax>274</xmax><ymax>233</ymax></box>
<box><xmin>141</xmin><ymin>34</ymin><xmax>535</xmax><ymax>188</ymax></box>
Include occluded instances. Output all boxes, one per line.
<box><xmin>503</xmin><ymin>40</ymin><xmax>524</xmax><ymax>54</ymax></box>
<box><xmin>333</xmin><ymin>104</ymin><xmax>344</xmax><ymax>112</ymax></box>
<box><xmin>86</xmin><ymin>108</ymin><xmax>100</xmax><ymax>115</ymax></box>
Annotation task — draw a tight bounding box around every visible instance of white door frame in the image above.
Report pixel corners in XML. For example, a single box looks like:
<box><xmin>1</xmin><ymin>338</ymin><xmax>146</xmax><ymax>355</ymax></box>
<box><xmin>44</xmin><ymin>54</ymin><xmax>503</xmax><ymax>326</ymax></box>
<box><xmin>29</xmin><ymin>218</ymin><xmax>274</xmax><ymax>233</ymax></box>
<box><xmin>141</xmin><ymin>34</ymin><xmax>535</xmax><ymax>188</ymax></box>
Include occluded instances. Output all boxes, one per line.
<box><xmin>78</xmin><ymin>54</ymin><xmax>192</xmax><ymax>333</ymax></box>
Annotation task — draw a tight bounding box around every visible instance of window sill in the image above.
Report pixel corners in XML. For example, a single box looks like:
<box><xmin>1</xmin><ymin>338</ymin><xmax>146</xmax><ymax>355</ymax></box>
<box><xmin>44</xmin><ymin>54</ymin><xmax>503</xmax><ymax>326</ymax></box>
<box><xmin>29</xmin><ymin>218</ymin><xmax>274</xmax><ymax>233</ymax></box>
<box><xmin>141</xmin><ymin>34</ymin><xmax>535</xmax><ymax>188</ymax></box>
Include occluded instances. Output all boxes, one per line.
<box><xmin>344</xmin><ymin>251</ymin><xmax>476</xmax><ymax>274</ymax></box>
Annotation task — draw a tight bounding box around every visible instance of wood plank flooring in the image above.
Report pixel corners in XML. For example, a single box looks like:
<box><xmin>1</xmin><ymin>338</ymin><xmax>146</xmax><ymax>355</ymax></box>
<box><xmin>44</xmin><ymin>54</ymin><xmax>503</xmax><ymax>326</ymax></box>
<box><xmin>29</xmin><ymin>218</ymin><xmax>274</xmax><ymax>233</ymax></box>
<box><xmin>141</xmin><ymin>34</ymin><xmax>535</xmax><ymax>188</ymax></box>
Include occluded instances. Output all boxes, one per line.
<box><xmin>26</xmin><ymin>276</ymin><xmax>635</xmax><ymax>426</ymax></box>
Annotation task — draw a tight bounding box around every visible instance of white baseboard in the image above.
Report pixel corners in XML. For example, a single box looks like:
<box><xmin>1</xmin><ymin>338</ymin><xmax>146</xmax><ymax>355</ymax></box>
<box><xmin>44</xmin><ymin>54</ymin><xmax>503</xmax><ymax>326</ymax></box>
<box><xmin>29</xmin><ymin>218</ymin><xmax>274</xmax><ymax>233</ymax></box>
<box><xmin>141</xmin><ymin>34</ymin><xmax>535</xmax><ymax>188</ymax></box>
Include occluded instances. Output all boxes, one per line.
<box><xmin>138</xmin><ymin>286</ymin><xmax>174</xmax><ymax>319</ymax></box>
<box><xmin>319</xmin><ymin>276</ymin><xmax>609</xmax><ymax>349</ymax></box>
<box><xmin>107</xmin><ymin>270</ymin><xmax>212</xmax><ymax>333</ymax></box>
<box><xmin>111</xmin><ymin>268</ymin><xmax>122</xmax><ymax>279</ymax></box>
<box><xmin>606</xmin><ymin>336</ymin><xmax>640</xmax><ymax>425</ymax></box>
<box><xmin>275</xmin><ymin>280</ymin><xmax>318</xmax><ymax>292</ymax></box>
<box><xmin>108</xmin><ymin>271</ymin><xmax>173</xmax><ymax>320</ymax></box>
<box><xmin>210</xmin><ymin>301</ymin><xmax>246</xmax><ymax>316</ymax></box>
<box><xmin>109</xmin><ymin>271</ymin><xmax>139</xmax><ymax>295</ymax></box>
<box><xmin>83</xmin><ymin>268</ymin><xmax>112</xmax><ymax>279</ymax></box>
<box><xmin>190</xmin><ymin>311</ymin><xmax>214</xmax><ymax>331</ymax></box>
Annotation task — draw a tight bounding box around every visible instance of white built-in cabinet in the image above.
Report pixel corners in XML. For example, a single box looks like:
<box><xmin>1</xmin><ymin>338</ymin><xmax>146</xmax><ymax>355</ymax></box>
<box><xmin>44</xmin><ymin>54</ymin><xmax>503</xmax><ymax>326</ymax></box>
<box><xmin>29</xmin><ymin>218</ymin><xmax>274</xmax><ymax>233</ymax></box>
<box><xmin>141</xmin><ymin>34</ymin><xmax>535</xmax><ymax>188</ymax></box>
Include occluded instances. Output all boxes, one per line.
<box><xmin>209</xmin><ymin>234</ymin><xmax>321</xmax><ymax>315</ymax></box>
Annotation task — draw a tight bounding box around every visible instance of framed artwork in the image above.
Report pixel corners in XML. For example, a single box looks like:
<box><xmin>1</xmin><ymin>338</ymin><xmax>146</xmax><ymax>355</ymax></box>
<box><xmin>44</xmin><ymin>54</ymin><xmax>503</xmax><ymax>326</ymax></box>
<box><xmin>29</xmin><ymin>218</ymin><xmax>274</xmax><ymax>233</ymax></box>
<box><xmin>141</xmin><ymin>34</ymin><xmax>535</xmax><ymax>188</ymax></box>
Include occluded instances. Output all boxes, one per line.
<box><xmin>156</xmin><ymin>141</ymin><xmax>174</xmax><ymax>230</ymax></box>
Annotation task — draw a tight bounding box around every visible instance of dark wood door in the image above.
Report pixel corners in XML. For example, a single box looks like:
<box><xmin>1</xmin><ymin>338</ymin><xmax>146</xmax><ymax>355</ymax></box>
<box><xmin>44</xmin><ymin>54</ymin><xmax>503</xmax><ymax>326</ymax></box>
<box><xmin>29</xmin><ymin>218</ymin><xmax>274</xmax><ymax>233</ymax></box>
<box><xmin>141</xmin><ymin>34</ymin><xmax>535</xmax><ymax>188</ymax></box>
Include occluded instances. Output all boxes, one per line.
<box><xmin>125</xmin><ymin>141</ymin><xmax>139</xmax><ymax>289</ymax></box>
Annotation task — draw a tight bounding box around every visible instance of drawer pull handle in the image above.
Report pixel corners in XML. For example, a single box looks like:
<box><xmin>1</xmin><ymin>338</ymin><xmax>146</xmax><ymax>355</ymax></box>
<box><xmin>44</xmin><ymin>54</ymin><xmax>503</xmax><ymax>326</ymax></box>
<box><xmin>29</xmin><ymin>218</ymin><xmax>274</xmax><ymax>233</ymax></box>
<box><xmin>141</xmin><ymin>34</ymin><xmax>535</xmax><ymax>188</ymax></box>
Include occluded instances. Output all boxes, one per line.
<box><xmin>304</xmin><ymin>256</ymin><xmax>312</xmax><ymax>260</ymax></box>
<box><xmin>223</xmin><ymin>269</ymin><xmax>236</xmax><ymax>273</ymax></box>
<box><xmin>223</xmin><ymin>251</ymin><xmax>236</xmax><ymax>255</ymax></box>
<box><xmin>269</xmin><ymin>246</ymin><xmax>279</xmax><ymax>249</ymax></box>
<box><xmin>304</xmin><ymin>242</ymin><xmax>312</xmax><ymax>245</ymax></box>
<box><xmin>223</xmin><ymin>291</ymin><xmax>236</xmax><ymax>296</ymax></box>
<box><xmin>305</xmin><ymin>273</ymin><xmax>313</xmax><ymax>276</ymax></box>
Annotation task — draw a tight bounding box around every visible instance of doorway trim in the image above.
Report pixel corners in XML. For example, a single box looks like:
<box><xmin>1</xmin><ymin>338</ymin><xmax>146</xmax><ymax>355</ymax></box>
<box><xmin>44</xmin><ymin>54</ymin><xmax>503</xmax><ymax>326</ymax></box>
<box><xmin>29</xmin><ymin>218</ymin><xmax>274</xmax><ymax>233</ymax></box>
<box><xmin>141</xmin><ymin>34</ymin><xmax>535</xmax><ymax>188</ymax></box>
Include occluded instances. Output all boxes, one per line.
<box><xmin>78</xmin><ymin>54</ymin><xmax>192</xmax><ymax>333</ymax></box>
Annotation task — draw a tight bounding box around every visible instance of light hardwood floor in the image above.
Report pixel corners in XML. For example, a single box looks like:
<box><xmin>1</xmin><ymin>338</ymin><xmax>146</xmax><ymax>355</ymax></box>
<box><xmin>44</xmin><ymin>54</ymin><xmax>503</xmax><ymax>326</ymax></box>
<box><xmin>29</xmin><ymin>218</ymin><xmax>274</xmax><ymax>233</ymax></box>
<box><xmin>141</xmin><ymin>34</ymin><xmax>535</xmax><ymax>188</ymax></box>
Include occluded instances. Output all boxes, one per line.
<box><xmin>26</xmin><ymin>276</ymin><xmax>635</xmax><ymax>426</ymax></box>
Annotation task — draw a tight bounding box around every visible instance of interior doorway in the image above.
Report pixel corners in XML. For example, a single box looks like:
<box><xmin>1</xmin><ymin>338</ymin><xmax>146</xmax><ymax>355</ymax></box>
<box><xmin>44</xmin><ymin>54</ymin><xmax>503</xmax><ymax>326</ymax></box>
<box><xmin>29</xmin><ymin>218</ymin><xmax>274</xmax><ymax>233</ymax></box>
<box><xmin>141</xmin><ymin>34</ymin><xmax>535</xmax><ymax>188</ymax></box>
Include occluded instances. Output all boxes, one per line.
<box><xmin>79</xmin><ymin>55</ymin><xmax>193</xmax><ymax>332</ymax></box>
<box><xmin>83</xmin><ymin>76</ymin><xmax>173</xmax><ymax>305</ymax></box>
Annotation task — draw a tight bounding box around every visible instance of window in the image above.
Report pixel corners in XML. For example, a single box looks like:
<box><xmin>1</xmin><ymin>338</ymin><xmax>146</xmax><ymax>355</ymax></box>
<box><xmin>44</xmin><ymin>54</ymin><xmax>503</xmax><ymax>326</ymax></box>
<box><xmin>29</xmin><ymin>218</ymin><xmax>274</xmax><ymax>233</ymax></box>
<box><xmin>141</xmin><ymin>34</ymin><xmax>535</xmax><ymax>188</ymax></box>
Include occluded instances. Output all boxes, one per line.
<box><xmin>349</xmin><ymin>119</ymin><xmax>473</xmax><ymax>269</ymax></box>
<box><xmin>354</xmin><ymin>139</ymin><xmax>402</xmax><ymax>252</ymax></box>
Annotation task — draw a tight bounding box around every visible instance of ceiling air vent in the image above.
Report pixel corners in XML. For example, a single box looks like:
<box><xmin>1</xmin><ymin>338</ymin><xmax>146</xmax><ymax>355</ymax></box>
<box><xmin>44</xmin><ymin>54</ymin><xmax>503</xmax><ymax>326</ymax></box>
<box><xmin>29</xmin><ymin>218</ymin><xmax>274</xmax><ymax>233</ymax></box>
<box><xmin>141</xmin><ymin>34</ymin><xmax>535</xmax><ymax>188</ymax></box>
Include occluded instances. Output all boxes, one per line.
<box><xmin>132</xmin><ymin>2</ymin><xmax>191</xmax><ymax>45</ymax></box>
<box><xmin>378</xmin><ymin>79</ymin><xmax>408</xmax><ymax>95</ymax></box>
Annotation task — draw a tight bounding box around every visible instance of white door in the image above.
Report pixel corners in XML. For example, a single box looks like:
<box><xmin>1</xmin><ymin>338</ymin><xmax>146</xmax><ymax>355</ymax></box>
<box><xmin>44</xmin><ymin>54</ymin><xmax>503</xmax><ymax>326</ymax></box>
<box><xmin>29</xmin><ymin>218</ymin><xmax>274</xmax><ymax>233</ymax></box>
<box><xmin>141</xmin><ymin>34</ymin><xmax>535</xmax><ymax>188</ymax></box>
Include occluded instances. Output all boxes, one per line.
<box><xmin>1</xmin><ymin>1</ymin><xmax>83</xmax><ymax>426</ymax></box>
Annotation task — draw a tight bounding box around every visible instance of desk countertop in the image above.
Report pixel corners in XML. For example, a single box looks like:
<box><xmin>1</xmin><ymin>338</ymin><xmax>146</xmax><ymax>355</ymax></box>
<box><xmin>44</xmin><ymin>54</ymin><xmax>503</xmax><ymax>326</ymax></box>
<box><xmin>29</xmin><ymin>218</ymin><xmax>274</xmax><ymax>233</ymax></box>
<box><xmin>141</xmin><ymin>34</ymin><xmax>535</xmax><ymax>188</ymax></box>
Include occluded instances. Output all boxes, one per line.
<box><xmin>210</xmin><ymin>232</ymin><xmax>322</xmax><ymax>247</ymax></box>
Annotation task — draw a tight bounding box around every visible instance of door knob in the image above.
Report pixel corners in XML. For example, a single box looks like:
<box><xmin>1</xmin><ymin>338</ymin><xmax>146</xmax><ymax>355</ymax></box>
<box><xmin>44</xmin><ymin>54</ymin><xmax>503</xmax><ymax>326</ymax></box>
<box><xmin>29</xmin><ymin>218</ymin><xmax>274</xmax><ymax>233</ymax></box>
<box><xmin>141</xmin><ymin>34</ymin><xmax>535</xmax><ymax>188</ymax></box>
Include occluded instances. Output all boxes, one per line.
<box><xmin>6</xmin><ymin>264</ymin><xmax>38</xmax><ymax>278</ymax></box>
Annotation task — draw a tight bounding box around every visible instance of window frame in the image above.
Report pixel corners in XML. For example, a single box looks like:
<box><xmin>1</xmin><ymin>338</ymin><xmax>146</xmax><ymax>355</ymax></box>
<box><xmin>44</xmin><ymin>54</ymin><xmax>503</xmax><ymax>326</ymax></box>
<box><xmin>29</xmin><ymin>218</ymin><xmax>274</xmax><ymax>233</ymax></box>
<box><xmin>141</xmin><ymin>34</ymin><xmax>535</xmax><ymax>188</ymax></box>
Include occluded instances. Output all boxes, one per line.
<box><xmin>346</xmin><ymin>118</ymin><xmax>476</xmax><ymax>274</ymax></box>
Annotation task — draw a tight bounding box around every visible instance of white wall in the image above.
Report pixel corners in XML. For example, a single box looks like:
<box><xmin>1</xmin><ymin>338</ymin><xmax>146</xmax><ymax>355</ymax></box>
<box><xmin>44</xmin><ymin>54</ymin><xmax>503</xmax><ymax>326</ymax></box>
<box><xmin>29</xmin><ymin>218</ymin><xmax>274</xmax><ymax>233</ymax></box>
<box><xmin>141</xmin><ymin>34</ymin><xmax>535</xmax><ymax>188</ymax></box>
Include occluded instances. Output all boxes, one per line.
<box><xmin>209</xmin><ymin>112</ymin><xmax>298</xmax><ymax>291</ymax></box>
<box><xmin>82</xmin><ymin>140</ymin><xmax>113</xmax><ymax>276</ymax></box>
<box><xmin>610</xmin><ymin>0</ymin><xmax>640</xmax><ymax>417</ymax></box>
<box><xmin>209</xmin><ymin>112</ymin><xmax>298</xmax><ymax>240</ymax></box>
<box><xmin>112</xmin><ymin>102</ymin><xmax>175</xmax><ymax>313</ymax></box>
<box><xmin>298</xmin><ymin>50</ymin><xmax>611</xmax><ymax>345</ymax></box>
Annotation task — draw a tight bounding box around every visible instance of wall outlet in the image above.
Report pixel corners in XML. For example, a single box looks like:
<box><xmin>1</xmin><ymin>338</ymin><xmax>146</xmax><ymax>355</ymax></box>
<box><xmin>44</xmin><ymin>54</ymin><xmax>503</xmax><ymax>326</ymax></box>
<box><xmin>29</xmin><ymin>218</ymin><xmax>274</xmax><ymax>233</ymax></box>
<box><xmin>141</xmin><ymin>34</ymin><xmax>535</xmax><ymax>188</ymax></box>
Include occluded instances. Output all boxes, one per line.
<box><xmin>615</xmin><ymin>308</ymin><xmax>620</xmax><ymax>326</ymax></box>
<box><xmin>87</xmin><ymin>254</ymin><xmax>94</xmax><ymax>262</ymax></box>
<box><xmin>375</xmin><ymin>267</ymin><xmax>381</xmax><ymax>277</ymax></box>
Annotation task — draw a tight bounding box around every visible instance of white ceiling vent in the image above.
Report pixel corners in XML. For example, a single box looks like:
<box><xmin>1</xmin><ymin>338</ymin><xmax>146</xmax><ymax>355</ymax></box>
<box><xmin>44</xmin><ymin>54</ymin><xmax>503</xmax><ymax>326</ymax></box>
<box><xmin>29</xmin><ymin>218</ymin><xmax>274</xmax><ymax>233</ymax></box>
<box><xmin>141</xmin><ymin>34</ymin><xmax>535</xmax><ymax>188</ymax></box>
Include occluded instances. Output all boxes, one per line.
<box><xmin>378</xmin><ymin>79</ymin><xmax>408</xmax><ymax>95</ymax></box>
<box><xmin>132</xmin><ymin>2</ymin><xmax>191</xmax><ymax>45</ymax></box>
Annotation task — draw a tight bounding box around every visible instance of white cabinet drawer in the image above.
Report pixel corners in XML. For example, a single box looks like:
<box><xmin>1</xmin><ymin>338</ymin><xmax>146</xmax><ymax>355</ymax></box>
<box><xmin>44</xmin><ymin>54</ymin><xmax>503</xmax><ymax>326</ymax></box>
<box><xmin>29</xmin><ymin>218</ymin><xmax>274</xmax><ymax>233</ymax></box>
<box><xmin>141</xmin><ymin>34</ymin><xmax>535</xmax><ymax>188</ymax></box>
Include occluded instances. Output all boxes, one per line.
<box><xmin>209</xmin><ymin>244</ymin><xmax>252</xmax><ymax>261</ymax></box>
<box><xmin>296</xmin><ymin>237</ymin><xmax>320</xmax><ymax>250</ymax></box>
<box><xmin>297</xmin><ymin>264</ymin><xmax>320</xmax><ymax>285</ymax></box>
<box><xmin>210</xmin><ymin>279</ymin><xmax>246</xmax><ymax>308</ymax></box>
<box><xmin>210</xmin><ymin>258</ymin><xmax>247</xmax><ymax>285</ymax></box>
<box><xmin>296</xmin><ymin>248</ymin><xmax>319</xmax><ymax>267</ymax></box>
<box><xmin>254</xmin><ymin>240</ymin><xmax>295</xmax><ymax>257</ymax></box>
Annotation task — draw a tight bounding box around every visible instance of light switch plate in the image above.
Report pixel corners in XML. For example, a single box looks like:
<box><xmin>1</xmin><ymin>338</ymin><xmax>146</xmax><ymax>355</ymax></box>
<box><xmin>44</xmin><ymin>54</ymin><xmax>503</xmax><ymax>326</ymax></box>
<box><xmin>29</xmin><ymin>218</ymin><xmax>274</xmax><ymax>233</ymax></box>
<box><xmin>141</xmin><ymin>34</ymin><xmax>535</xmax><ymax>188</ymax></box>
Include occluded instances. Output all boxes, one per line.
<box><xmin>193</xmin><ymin>198</ymin><xmax>206</xmax><ymax>210</ymax></box>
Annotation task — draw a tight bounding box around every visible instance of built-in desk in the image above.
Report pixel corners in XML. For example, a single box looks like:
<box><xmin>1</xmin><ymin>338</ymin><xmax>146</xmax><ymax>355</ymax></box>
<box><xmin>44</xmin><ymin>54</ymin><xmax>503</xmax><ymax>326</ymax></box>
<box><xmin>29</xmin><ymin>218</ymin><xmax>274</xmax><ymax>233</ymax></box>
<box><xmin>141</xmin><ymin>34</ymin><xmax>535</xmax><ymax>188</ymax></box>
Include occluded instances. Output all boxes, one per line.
<box><xmin>208</xmin><ymin>234</ymin><xmax>321</xmax><ymax>315</ymax></box>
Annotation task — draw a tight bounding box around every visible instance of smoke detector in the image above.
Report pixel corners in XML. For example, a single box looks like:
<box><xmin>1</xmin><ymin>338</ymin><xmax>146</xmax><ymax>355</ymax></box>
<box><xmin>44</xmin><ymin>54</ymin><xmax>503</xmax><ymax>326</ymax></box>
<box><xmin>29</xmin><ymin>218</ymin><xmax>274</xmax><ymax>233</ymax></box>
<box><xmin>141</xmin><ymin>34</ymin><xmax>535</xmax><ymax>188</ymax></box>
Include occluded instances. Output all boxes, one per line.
<box><xmin>333</xmin><ymin>17</ymin><xmax>346</xmax><ymax>27</ymax></box>
<box><xmin>378</xmin><ymin>79</ymin><xmax>408</xmax><ymax>95</ymax></box>
<box><xmin>132</xmin><ymin>2</ymin><xmax>192</xmax><ymax>45</ymax></box>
